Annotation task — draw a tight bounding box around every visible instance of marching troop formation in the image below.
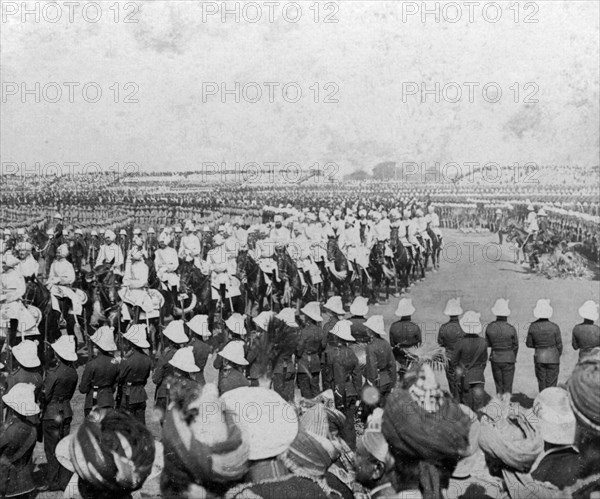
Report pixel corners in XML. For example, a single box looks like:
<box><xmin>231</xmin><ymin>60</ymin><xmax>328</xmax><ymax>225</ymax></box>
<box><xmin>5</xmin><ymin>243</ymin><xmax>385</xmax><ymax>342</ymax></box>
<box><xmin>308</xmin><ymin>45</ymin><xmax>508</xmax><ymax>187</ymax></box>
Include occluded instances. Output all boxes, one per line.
<box><xmin>0</xmin><ymin>191</ymin><xmax>599</xmax><ymax>499</ymax></box>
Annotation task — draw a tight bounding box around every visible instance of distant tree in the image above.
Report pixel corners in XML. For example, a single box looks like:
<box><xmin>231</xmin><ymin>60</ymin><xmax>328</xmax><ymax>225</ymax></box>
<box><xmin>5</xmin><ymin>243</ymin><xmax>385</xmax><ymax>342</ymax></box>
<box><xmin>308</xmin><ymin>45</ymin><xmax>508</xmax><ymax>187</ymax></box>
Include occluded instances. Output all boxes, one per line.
<box><xmin>345</xmin><ymin>169</ymin><xmax>371</xmax><ymax>181</ymax></box>
<box><xmin>372</xmin><ymin>161</ymin><xmax>397</xmax><ymax>180</ymax></box>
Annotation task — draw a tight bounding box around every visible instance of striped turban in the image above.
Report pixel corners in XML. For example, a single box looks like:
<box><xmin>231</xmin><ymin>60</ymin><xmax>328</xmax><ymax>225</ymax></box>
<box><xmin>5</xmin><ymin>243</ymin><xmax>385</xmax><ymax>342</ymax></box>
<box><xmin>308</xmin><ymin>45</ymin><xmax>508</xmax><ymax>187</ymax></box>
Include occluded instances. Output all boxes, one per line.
<box><xmin>70</xmin><ymin>409</ymin><xmax>155</xmax><ymax>494</ymax></box>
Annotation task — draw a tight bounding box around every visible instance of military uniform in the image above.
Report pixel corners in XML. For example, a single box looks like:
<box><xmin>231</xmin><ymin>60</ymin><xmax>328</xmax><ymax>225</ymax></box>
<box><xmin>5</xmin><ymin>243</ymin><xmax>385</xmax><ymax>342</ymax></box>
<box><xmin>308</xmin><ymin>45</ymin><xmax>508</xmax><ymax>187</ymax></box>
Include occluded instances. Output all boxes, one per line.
<box><xmin>526</xmin><ymin>319</ymin><xmax>562</xmax><ymax>391</ymax></box>
<box><xmin>189</xmin><ymin>336</ymin><xmax>211</xmax><ymax>385</ymax></box>
<box><xmin>572</xmin><ymin>321</ymin><xmax>600</xmax><ymax>361</ymax></box>
<box><xmin>41</xmin><ymin>359</ymin><xmax>78</xmax><ymax>489</ymax></box>
<box><xmin>272</xmin><ymin>326</ymin><xmax>299</xmax><ymax>402</ymax></box>
<box><xmin>485</xmin><ymin>317</ymin><xmax>519</xmax><ymax>395</ymax></box>
<box><xmin>117</xmin><ymin>348</ymin><xmax>152</xmax><ymax>424</ymax></box>
<box><xmin>323</xmin><ymin>342</ymin><xmax>362</xmax><ymax>449</ymax></box>
<box><xmin>389</xmin><ymin>317</ymin><xmax>422</xmax><ymax>376</ymax></box>
<box><xmin>348</xmin><ymin>316</ymin><xmax>370</xmax><ymax>344</ymax></box>
<box><xmin>322</xmin><ymin>315</ymin><xmax>338</xmax><ymax>340</ymax></box>
<box><xmin>79</xmin><ymin>350</ymin><xmax>119</xmax><ymax>415</ymax></box>
<box><xmin>218</xmin><ymin>366</ymin><xmax>250</xmax><ymax>395</ymax></box>
<box><xmin>452</xmin><ymin>334</ymin><xmax>488</xmax><ymax>411</ymax></box>
<box><xmin>296</xmin><ymin>323</ymin><xmax>325</xmax><ymax>398</ymax></box>
<box><xmin>152</xmin><ymin>346</ymin><xmax>177</xmax><ymax>420</ymax></box>
<box><xmin>437</xmin><ymin>317</ymin><xmax>464</xmax><ymax>399</ymax></box>
<box><xmin>365</xmin><ymin>336</ymin><xmax>397</xmax><ymax>404</ymax></box>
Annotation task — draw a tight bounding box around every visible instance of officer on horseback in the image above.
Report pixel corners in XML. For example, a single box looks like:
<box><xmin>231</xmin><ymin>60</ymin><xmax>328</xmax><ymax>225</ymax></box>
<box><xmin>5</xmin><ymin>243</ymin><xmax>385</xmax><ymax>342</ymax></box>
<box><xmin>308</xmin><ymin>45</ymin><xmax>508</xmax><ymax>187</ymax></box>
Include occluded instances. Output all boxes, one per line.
<box><xmin>47</xmin><ymin>244</ymin><xmax>82</xmax><ymax>344</ymax></box>
<box><xmin>95</xmin><ymin>229</ymin><xmax>125</xmax><ymax>276</ymax></box>
<box><xmin>426</xmin><ymin>204</ymin><xmax>443</xmax><ymax>249</ymax></box>
<box><xmin>16</xmin><ymin>242</ymin><xmax>39</xmax><ymax>282</ymax></box>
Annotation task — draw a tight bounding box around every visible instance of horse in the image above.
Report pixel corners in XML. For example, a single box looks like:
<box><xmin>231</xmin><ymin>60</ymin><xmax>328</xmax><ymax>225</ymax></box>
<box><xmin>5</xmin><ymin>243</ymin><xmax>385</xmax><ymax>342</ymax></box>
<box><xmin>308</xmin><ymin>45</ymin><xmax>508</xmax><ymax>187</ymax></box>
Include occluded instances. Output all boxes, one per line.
<box><xmin>426</xmin><ymin>227</ymin><xmax>442</xmax><ymax>270</ymax></box>
<box><xmin>390</xmin><ymin>227</ymin><xmax>412</xmax><ymax>291</ymax></box>
<box><xmin>82</xmin><ymin>264</ymin><xmax>120</xmax><ymax>331</ymax></box>
<box><xmin>177</xmin><ymin>259</ymin><xmax>221</xmax><ymax>325</ymax></box>
<box><xmin>236</xmin><ymin>248</ymin><xmax>269</xmax><ymax>315</ymax></box>
<box><xmin>273</xmin><ymin>245</ymin><xmax>303</xmax><ymax>311</ymax></box>
<box><xmin>22</xmin><ymin>275</ymin><xmax>55</xmax><ymax>361</ymax></box>
<box><xmin>326</xmin><ymin>237</ymin><xmax>352</xmax><ymax>305</ymax></box>
<box><xmin>368</xmin><ymin>241</ymin><xmax>395</xmax><ymax>304</ymax></box>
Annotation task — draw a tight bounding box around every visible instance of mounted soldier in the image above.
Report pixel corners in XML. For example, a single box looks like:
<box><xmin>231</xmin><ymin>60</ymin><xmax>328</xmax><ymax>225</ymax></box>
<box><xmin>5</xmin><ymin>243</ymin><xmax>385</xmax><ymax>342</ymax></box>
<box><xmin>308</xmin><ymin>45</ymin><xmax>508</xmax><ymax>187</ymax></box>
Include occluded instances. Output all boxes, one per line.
<box><xmin>47</xmin><ymin>244</ymin><xmax>83</xmax><ymax>345</ymax></box>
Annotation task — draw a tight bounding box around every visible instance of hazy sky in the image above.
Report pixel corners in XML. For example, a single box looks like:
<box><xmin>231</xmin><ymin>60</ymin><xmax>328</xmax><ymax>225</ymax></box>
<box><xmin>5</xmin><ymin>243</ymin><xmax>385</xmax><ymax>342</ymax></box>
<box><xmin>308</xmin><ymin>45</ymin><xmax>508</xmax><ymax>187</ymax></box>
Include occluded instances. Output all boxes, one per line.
<box><xmin>2</xmin><ymin>1</ymin><xmax>598</xmax><ymax>180</ymax></box>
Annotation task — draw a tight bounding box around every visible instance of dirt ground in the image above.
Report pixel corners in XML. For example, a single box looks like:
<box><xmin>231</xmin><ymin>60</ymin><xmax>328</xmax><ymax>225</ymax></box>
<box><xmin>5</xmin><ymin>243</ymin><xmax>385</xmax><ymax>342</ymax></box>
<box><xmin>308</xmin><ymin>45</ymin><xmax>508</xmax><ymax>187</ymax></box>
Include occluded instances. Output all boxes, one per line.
<box><xmin>33</xmin><ymin>229</ymin><xmax>600</xmax><ymax>498</ymax></box>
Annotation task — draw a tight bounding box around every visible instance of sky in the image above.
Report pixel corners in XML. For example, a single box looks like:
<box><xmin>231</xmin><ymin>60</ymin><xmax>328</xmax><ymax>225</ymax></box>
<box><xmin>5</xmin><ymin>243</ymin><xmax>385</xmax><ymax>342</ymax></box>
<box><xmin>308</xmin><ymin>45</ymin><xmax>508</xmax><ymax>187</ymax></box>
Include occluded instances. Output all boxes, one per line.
<box><xmin>1</xmin><ymin>1</ymin><xmax>599</xmax><ymax>180</ymax></box>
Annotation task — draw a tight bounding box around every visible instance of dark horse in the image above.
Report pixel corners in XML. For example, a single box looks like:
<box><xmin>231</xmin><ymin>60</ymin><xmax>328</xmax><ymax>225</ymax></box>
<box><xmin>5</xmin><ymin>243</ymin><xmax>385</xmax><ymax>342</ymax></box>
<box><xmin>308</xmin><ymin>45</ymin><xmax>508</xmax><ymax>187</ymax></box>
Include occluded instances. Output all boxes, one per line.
<box><xmin>82</xmin><ymin>264</ymin><xmax>120</xmax><ymax>331</ymax></box>
<box><xmin>177</xmin><ymin>260</ymin><xmax>221</xmax><ymax>326</ymax></box>
<box><xmin>368</xmin><ymin>241</ymin><xmax>396</xmax><ymax>304</ymax></box>
<box><xmin>390</xmin><ymin>227</ymin><xmax>412</xmax><ymax>291</ymax></box>
<box><xmin>426</xmin><ymin>227</ymin><xmax>442</xmax><ymax>270</ymax></box>
<box><xmin>326</xmin><ymin>237</ymin><xmax>352</xmax><ymax>305</ymax></box>
<box><xmin>22</xmin><ymin>276</ymin><xmax>54</xmax><ymax>361</ymax></box>
<box><xmin>273</xmin><ymin>246</ymin><xmax>304</xmax><ymax>311</ymax></box>
<box><xmin>237</xmin><ymin>248</ymin><xmax>269</xmax><ymax>315</ymax></box>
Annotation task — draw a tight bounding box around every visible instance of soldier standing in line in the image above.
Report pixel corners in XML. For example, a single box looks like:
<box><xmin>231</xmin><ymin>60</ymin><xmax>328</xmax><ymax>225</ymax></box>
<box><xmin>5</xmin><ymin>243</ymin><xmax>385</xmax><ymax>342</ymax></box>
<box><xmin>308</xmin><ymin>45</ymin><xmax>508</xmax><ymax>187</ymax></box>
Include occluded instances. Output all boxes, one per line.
<box><xmin>437</xmin><ymin>298</ymin><xmax>464</xmax><ymax>399</ymax></box>
<box><xmin>364</xmin><ymin>315</ymin><xmax>396</xmax><ymax>407</ymax></box>
<box><xmin>572</xmin><ymin>300</ymin><xmax>600</xmax><ymax>361</ymax></box>
<box><xmin>323</xmin><ymin>319</ymin><xmax>361</xmax><ymax>450</ymax></box>
<box><xmin>348</xmin><ymin>296</ymin><xmax>370</xmax><ymax>344</ymax></box>
<box><xmin>297</xmin><ymin>302</ymin><xmax>325</xmax><ymax>399</ymax></box>
<box><xmin>271</xmin><ymin>308</ymin><xmax>299</xmax><ymax>402</ymax></box>
<box><xmin>117</xmin><ymin>324</ymin><xmax>153</xmax><ymax>425</ymax></box>
<box><xmin>79</xmin><ymin>326</ymin><xmax>120</xmax><ymax>417</ymax></box>
<box><xmin>526</xmin><ymin>299</ymin><xmax>562</xmax><ymax>391</ymax></box>
<box><xmin>452</xmin><ymin>311</ymin><xmax>488</xmax><ymax>411</ymax></box>
<box><xmin>153</xmin><ymin>320</ymin><xmax>188</xmax><ymax>424</ymax></box>
<box><xmin>389</xmin><ymin>298</ymin><xmax>421</xmax><ymax>379</ymax></box>
<box><xmin>322</xmin><ymin>295</ymin><xmax>346</xmax><ymax>342</ymax></box>
<box><xmin>485</xmin><ymin>298</ymin><xmax>519</xmax><ymax>396</ymax></box>
<box><xmin>187</xmin><ymin>314</ymin><xmax>212</xmax><ymax>386</ymax></box>
<box><xmin>40</xmin><ymin>336</ymin><xmax>78</xmax><ymax>492</ymax></box>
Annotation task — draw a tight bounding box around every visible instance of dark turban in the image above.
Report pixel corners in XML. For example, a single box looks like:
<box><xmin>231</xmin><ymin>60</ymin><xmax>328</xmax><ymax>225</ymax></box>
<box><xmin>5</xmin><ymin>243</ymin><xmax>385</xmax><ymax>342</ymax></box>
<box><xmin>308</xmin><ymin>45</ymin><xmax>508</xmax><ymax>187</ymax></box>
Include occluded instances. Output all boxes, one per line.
<box><xmin>568</xmin><ymin>355</ymin><xmax>600</xmax><ymax>433</ymax></box>
<box><xmin>383</xmin><ymin>387</ymin><xmax>471</xmax><ymax>467</ymax></box>
<box><xmin>70</xmin><ymin>409</ymin><xmax>155</xmax><ymax>493</ymax></box>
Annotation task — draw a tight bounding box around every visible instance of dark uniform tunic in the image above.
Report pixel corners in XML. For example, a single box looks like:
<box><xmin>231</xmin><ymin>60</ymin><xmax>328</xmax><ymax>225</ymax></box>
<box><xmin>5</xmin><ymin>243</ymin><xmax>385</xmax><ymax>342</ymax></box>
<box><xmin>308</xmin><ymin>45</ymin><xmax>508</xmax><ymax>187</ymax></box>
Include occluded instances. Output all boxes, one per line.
<box><xmin>41</xmin><ymin>360</ymin><xmax>78</xmax><ymax>489</ymax></box>
<box><xmin>79</xmin><ymin>350</ymin><xmax>119</xmax><ymax>414</ymax></box>
<box><xmin>365</xmin><ymin>336</ymin><xmax>397</xmax><ymax>403</ymax></box>
<box><xmin>322</xmin><ymin>316</ymin><xmax>339</xmax><ymax>343</ymax></box>
<box><xmin>296</xmin><ymin>323</ymin><xmax>325</xmax><ymax>399</ymax></box>
<box><xmin>0</xmin><ymin>416</ymin><xmax>37</xmax><ymax>498</ymax></box>
<box><xmin>389</xmin><ymin>317</ymin><xmax>422</xmax><ymax>376</ymax></box>
<box><xmin>246</xmin><ymin>335</ymin><xmax>261</xmax><ymax>387</ymax></box>
<box><xmin>485</xmin><ymin>317</ymin><xmax>519</xmax><ymax>395</ymax></box>
<box><xmin>348</xmin><ymin>316</ymin><xmax>370</xmax><ymax>344</ymax></box>
<box><xmin>153</xmin><ymin>346</ymin><xmax>177</xmax><ymax>419</ymax></box>
<box><xmin>452</xmin><ymin>334</ymin><xmax>488</xmax><ymax>411</ymax></box>
<box><xmin>272</xmin><ymin>326</ymin><xmax>299</xmax><ymax>402</ymax></box>
<box><xmin>323</xmin><ymin>342</ymin><xmax>362</xmax><ymax>449</ymax></box>
<box><xmin>189</xmin><ymin>336</ymin><xmax>211</xmax><ymax>385</ymax></box>
<box><xmin>526</xmin><ymin>319</ymin><xmax>562</xmax><ymax>391</ymax></box>
<box><xmin>218</xmin><ymin>367</ymin><xmax>250</xmax><ymax>395</ymax></box>
<box><xmin>117</xmin><ymin>348</ymin><xmax>152</xmax><ymax>424</ymax></box>
<box><xmin>531</xmin><ymin>446</ymin><xmax>583</xmax><ymax>489</ymax></box>
<box><xmin>572</xmin><ymin>321</ymin><xmax>600</xmax><ymax>361</ymax></box>
<box><xmin>437</xmin><ymin>317</ymin><xmax>464</xmax><ymax>398</ymax></box>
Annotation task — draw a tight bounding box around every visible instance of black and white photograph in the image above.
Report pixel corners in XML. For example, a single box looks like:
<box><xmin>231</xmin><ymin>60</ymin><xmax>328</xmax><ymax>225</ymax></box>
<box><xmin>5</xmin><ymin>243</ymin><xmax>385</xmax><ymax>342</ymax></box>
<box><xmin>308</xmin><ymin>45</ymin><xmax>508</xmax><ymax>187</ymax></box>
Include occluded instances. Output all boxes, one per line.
<box><xmin>1</xmin><ymin>1</ymin><xmax>599</xmax><ymax>498</ymax></box>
